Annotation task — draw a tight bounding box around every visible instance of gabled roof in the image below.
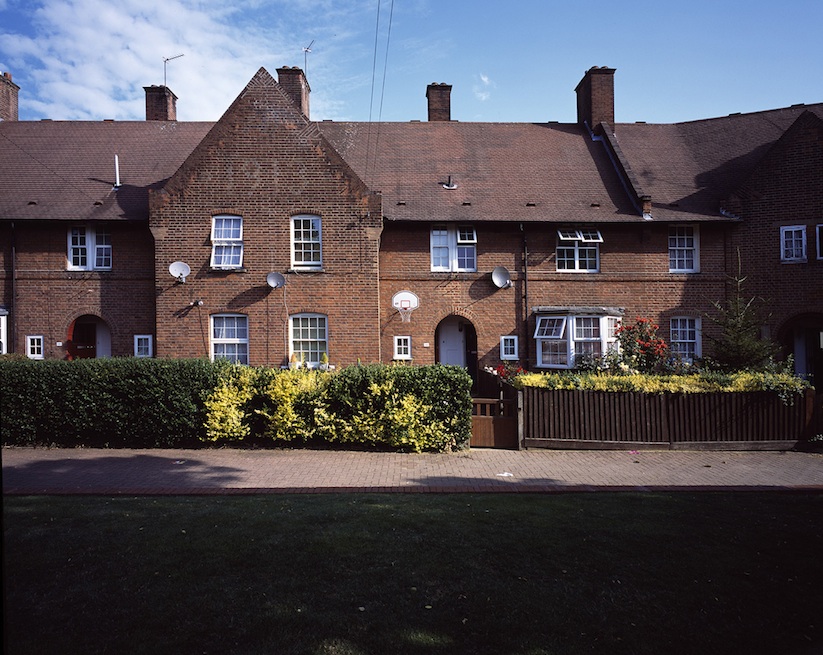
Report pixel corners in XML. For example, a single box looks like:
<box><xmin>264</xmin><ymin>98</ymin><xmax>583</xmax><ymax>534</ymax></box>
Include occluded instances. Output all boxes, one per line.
<box><xmin>0</xmin><ymin>120</ymin><xmax>211</xmax><ymax>221</ymax></box>
<box><xmin>318</xmin><ymin>121</ymin><xmax>639</xmax><ymax>223</ymax></box>
<box><xmin>611</xmin><ymin>104</ymin><xmax>823</xmax><ymax>221</ymax></box>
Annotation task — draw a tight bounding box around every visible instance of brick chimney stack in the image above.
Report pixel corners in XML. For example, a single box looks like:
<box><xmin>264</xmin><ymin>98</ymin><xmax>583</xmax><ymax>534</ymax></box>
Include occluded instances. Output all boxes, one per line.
<box><xmin>426</xmin><ymin>82</ymin><xmax>452</xmax><ymax>121</ymax></box>
<box><xmin>277</xmin><ymin>66</ymin><xmax>310</xmax><ymax>119</ymax></box>
<box><xmin>0</xmin><ymin>71</ymin><xmax>20</xmax><ymax>121</ymax></box>
<box><xmin>575</xmin><ymin>66</ymin><xmax>615</xmax><ymax>131</ymax></box>
<box><xmin>144</xmin><ymin>85</ymin><xmax>178</xmax><ymax>121</ymax></box>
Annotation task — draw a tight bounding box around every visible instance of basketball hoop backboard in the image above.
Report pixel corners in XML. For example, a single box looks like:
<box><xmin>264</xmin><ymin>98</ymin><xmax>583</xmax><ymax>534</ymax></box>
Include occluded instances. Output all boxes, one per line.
<box><xmin>391</xmin><ymin>290</ymin><xmax>419</xmax><ymax>322</ymax></box>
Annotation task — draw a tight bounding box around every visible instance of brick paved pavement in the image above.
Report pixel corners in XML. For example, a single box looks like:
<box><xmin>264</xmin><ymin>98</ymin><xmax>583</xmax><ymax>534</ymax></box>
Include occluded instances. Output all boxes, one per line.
<box><xmin>3</xmin><ymin>447</ymin><xmax>823</xmax><ymax>495</ymax></box>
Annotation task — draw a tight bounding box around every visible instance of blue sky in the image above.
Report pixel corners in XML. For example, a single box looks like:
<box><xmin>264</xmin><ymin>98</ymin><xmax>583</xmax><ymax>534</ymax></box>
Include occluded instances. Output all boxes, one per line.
<box><xmin>1</xmin><ymin>0</ymin><xmax>821</xmax><ymax>124</ymax></box>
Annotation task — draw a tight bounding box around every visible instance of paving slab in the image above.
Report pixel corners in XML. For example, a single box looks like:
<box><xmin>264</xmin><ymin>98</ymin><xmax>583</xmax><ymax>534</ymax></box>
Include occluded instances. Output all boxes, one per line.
<box><xmin>3</xmin><ymin>447</ymin><xmax>823</xmax><ymax>495</ymax></box>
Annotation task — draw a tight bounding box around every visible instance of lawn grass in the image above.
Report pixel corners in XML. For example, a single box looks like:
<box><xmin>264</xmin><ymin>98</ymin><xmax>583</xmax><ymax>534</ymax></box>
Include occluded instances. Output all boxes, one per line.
<box><xmin>4</xmin><ymin>492</ymin><xmax>823</xmax><ymax>655</ymax></box>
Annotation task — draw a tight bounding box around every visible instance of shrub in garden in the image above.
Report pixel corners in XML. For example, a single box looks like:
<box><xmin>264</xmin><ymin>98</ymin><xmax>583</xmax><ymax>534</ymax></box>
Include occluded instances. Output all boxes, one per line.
<box><xmin>614</xmin><ymin>317</ymin><xmax>669</xmax><ymax>373</ymax></box>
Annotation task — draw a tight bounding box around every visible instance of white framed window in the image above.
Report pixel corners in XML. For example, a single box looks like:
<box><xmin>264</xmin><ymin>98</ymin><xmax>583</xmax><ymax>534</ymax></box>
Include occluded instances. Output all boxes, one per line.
<box><xmin>67</xmin><ymin>226</ymin><xmax>112</xmax><ymax>271</ymax></box>
<box><xmin>394</xmin><ymin>335</ymin><xmax>412</xmax><ymax>360</ymax></box>
<box><xmin>26</xmin><ymin>335</ymin><xmax>44</xmax><ymax>360</ymax></box>
<box><xmin>780</xmin><ymin>225</ymin><xmax>806</xmax><ymax>263</ymax></box>
<box><xmin>211</xmin><ymin>215</ymin><xmax>244</xmax><ymax>269</ymax></box>
<box><xmin>816</xmin><ymin>225</ymin><xmax>823</xmax><ymax>260</ymax></box>
<box><xmin>134</xmin><ymin>335</ymin><xmax>153</xmax><ymax>358</ymax></box>
<box><xmin>430</xmin><ymin>224</ymin><xmax>477</xmax><ymax>272</ymax></box>
<box><xmin>534</xmin><ymin>314</ymin><xmax>620</xmax><ymax>369</ymax></box>
<box><xmin>500</xmin><ymin>335</ymin><xmax>519</xmax><ymax>360</ymax></box>
<box><xmin>556</xmin><ymin>228</ymin><xmax>600</xmax><ymax>272</ymax></box>
<box><xmin>670</xmin><ymin>317</ymin><xmax>701</xmax><ymax>363</ymax></box>
<box><xmin>669</xmin><ymin>225</ymin><xmax>699</xmax><ymax>272</ymax></box>
<box><xmin>0</xmin><ymin>311</ymin><xmax>7</xmax><ymax>355</ymax></box>
<box><xmin>211</xmin><ymin>314</ymin><xmax>248</xmax><ymax>364</ymax></box>
<box><xmin>290</xmin><ymin>314</ymin><xmax>328</xmax><ymax>367</ymax></box>
<box><xmin>291</xmin><ymin>215</ymin><xmax>322</xmax><ymax>269</ymax></box>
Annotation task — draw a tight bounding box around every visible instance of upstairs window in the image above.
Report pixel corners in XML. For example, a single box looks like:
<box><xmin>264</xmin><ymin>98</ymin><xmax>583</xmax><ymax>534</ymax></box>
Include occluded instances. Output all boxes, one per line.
<box><xmin>211</xmin><ymin>314</ymin><xmax>248</xmax><ymax>364</ymax></box>
<box><xmin>556</xmin><ymin>228</ymin><xmax>601</xmax><ymax>272</ymax></box>
<box><xmin>211</xmin><ymin>215</ymin><xmax>244</xmax><ymax>269</ymax></box>
<box><xmin>669</xmin><ymin>225</ymin><xmax>699</xmax><ymax>272</ymax></box>
<box><xmin>292</xmin><ymin>215</ymin><xmax>322</xmax><ymax>269</ymax></box>
<box><xmin>780</xmin><ymin>225</ymin><xmax>806</xmax><ymax>263</ymax></box>
<box><xmin>67</xmin><ymin>226</ymin><xmax>112</xmax><ymax>271</ymax></box>
<box><xmin>431</xmin><ymin>224</ymin><xmax>477</xmax><ymax>272</ymax></box>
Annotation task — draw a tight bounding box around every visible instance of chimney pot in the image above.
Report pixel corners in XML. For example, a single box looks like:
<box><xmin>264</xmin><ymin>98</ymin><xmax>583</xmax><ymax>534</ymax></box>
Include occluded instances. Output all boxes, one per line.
<box><xmin>426</xmin><ymin>82</ymin><xmax>452</xmax><ymax>121</ymax></box>
<box><xmin>144</xmin><ymin>84</ymin><xmax>177</xmax><ymax>121</ymax></box>
<box><xmin>277</xmin><ymin>66</ymin><xmax>311</xmax><ymax>118</ymax></box>
<box><xmin>0</xmin><ymin>70</ymin><xmax>20</xmax><ymax>121</ymax></box>
<box><xmin>575</xmin><ymin>66</ymin><xmax>615</xmax><ymax>130</ymax></box>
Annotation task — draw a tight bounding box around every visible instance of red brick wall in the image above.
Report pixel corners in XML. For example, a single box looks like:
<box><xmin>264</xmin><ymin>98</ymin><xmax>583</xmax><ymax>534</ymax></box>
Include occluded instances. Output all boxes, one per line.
<box><xmin>4</xmin><ymin>221</ymin><xmax>155</xmax><ymax>357</ymax></box>
<box><xmin>726</xmin><ymin>112</ymin><xmax>823</xmax><ymax>340</ymax></box>
<box><xmin>150</xmin><ymin>69</ymin><xmax>382</xmax><ymax>368</ymax></box>
<box><xmin>380</xmin><ymin>221</ymin><xmax>730</xmax><ymax>370</ymax></box>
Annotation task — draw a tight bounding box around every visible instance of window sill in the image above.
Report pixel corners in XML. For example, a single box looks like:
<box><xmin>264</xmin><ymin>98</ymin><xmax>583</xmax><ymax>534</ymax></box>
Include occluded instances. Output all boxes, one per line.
<box><xmin>780</xmin><ymin>259</ymin><xmax>807</xmax><ymax>264</ymax></box>
<box><xmin>210</xmin><ymin>267</ymin><xmax>247</xmax><ymax>273</ymax></box>
<box><xmin>289</xmin><ymin>267</ymin><xmax>325</xmax><ymax>273</ymax></box>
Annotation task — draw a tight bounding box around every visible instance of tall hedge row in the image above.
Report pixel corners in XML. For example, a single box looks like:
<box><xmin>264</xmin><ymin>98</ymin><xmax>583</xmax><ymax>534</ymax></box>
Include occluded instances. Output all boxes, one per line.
<box><xmin>0</xmin><ymin>359</ymin><xmax>473</xmax><ymax>452</ymax></box>
<box><xmin>0</xmin><ymin>358</ymin><xmax>226</xmax><ymax>447</ymax></box>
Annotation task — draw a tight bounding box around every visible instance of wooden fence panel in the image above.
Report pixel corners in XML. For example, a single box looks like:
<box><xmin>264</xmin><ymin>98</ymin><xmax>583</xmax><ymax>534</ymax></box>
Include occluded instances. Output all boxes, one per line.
<box><xmin>522</xmin><ymin>387</ymin><xmax>813</xmax><ymax>449</ymax></box>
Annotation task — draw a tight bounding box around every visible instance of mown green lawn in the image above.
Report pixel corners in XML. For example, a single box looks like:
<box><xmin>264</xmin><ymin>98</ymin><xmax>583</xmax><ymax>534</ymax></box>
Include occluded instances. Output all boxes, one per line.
<box><xmin>4</xmin><ymin>492</ymin><xmax>822</xmax><ymax>655</ymax></box>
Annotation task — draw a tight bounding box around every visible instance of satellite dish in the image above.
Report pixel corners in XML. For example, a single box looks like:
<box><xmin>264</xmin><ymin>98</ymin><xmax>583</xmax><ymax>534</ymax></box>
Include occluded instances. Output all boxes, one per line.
<box><xmin>266</xmin><ymin>272</ymin><xmax>286</xmax><ymax>289</ymax></box>
<box><xmin>491</xmin><ymin>266</ymin><xmax>512</xmax><ymax>289</ymax></box>
<box><xmin>169</xmin><ymin>261</ymin><xmax>191</xmax><ymax>283</ymax></box>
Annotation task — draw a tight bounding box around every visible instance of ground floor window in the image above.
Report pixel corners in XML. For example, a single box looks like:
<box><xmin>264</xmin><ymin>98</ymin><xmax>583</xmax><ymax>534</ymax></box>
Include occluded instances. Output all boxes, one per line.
<box><xmin>211</xmin><ymin>314</ymin><xmax>249</xmax><ymax>364</ymax></box>
<box><xmin>0</xmin><ymin>311</ymin><xmax>7</xmax><ymax>355</ymax></box>
<box><xmin>290</xmin><ymin>314</ymin><xmax>328</xmax><ymax>367</ymax></box>
<box><xmin>27</xmin><ymin>335</ymin><xmax>44</xmax><ymax>360</ymax></box>
<box><xmin>134</xmin><ymin>335</ymin><xmax>153</xmax><ymax>358</ymax></box>
<box><xmin>534</xmin><ymin>313</ymin><xmax>620</xmax><ymax>369</ymax></box>
<box><xmin>500</xmin><ymin>335</ymin><xmax>519</xmax><ymax>360</ymax></box>
<box><xmin>394</xmin><ymin>335</ymin><xmax>412</xmax><ymax>360</ymax></box>
<box><xmin>670</xmin><ymin>317</ymin><xmax>701</xmax><ymax>363</ymax></box>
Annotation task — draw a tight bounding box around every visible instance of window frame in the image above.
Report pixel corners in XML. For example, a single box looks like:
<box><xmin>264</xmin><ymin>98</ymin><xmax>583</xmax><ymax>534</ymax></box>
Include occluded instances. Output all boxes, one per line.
<box><xmin>291</xmin><ymin>214</ymin><xmax>323</xmax><ymax>270</ymax></box>
<box><xmin>67</xmin><ymin>226</ymin><xmax>112</xmax><ymax>271</ymax></box>
<box><xmin>555</xmin><ymin>229</ymin><xmax>600</xmax><ymax>272</ymax></box>
<box><xmin>26</xmin><ymin>335</ymin><xmax>44</xmax><ymax>360</ymax></box>
<box><xmin>290</xmin><ymin>313</ymin><xmax>328</xmax><ymax>368</ymax></box>
<box><xmin>134</xmin><ymin>335</ymin><xmax>153</xmax><ymax>358</ymax></box>
<box><xmin>393</xmin><ymin>335</ymin><xmax>412</xmax><ymax>360</ymax></box>
<box><xmin>500</xmin><ymin>335</ymin><xmax>519</xmax><ymax>361</ymax></box>
<box><xmin>670</xmin><ymin>317</ymin><xmax>701</xmax><ymax>363</ymax></box>
<box><xmin>668</xmin><ymin>225</ymin><xmax>699</xmax><ymax>273</ymax></box>
<box><xmin>210</xmin><ymin>313</ymin><xmax>249</xmax><ymax>364</ymax></box>
<box><xmin>0</xmin><ymin>312</ymin><xmax>7</xmax><ymax>355</ymax></box>
<box><xmin>430</xmin><ymin>224</ymin><xmax>477</xmax><ymax>272</ymax></box>
<box><xmin>534</xmin><ymin>314</ymin><xmax>620</xmax><ymax>369</ymax></box>
<box><xmin>816</xmin><ymin>224</ymin><xmax>823</xmax><ymax>261</ymax></box>
<box><xmin>210</xmin><ymin>215</ymin><xmax>244</xmax><ymax>270</ymax></box>
<box><xmin>780</xmin><ymin>225</ymin><xmax>807</xmax><ymax>263</ymax></box>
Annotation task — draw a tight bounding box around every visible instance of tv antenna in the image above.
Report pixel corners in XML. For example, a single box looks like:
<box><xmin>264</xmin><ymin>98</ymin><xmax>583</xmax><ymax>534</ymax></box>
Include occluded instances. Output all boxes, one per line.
<box><xmin>302</xmin><ymin>40</ymin><xmax>314</xmax><ymax>73</ymax></box>
<box><xmin>163</xmin><ymin>53</ymin><xmax>185</xmax><ymax>87</ymax></box>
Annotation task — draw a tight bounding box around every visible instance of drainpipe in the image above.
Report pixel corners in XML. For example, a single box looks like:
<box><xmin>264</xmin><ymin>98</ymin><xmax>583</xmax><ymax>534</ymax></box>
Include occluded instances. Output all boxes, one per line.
<box><xmin>10</xmin><ymin>221</ymin><xmax>16</xmax><ymax>352</ymax></box>
<box><xmin>521</xmin><ymin>223</ymin><xmax>530</xmax><ymax>367</ymax></box>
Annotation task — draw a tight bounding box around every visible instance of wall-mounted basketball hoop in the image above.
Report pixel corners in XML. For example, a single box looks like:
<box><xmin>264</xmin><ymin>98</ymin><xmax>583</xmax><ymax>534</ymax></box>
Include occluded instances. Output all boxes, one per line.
<box><xmin>391</xmin><ymin>290</ymin><xmax>419</xmax><ymax>323</ymax></box>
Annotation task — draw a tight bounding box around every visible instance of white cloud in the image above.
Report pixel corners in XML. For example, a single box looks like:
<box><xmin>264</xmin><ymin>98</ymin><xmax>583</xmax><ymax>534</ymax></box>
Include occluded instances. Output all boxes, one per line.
<box><xmin>473</xmin><ymin>73</ymin><xmax>493</xmax><ymax>102</ymax></box>
<box><xmin>0</xmin><ymin>0</ymin><xmax>381</xmax><ymax>121</ymax></box>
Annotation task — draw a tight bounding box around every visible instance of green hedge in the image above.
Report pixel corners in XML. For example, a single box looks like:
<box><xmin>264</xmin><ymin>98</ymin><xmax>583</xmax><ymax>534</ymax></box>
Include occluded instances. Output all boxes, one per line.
<box><xmin>1</xmin><ymin>359</ymin><xmax>472</xmax><ymax>452</ymax></box>
<box><xmin>0</xmin><ymin>358</ymin><xmax>225</xmax><ymax>447</ymax></box>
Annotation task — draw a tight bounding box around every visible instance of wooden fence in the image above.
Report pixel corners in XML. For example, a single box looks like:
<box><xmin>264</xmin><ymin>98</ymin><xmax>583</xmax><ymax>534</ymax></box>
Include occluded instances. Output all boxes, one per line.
<box><xmin>521</xmin><ymin>387</ymin><xmax>817</xmax><ymax>450</ymax></box>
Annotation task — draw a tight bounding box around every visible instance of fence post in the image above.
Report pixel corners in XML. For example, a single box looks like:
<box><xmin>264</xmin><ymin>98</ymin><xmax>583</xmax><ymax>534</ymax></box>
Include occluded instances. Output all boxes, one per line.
<box><xmin>517</xmin><ymin>389</ymin><xmax>525</xmax><ymax>450</ymax></box>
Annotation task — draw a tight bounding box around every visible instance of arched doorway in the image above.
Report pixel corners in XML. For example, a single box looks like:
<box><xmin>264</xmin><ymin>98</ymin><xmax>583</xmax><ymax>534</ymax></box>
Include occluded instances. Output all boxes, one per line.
<box><xmin>780</xmin><ymin>314</ymin><xmax>823</xmax><ymax>387</ymax></box>
<box><xmin>67</xmin><ymin>315</ymin><xmax>112</xmax><ymax>359</ymax></box>
<box><xmin>435</xmin><ymin>315</ymin><xmax>478</xmax><ymax>381</ymax></box>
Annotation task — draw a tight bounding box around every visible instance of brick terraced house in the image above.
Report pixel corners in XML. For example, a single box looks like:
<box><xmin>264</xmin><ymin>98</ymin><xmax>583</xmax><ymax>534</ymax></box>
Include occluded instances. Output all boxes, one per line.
<box><xmin>1</xmin><ymin>66</ymin><xmax>821</xmax><ymax>386</ymax></box>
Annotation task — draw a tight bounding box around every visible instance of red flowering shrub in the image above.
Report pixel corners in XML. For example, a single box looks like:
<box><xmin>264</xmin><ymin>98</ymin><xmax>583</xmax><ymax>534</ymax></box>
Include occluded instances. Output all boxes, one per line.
<box><xmin>614</xmin><ymin>317</ymin><xmax>669</xmax><ymax>373</ymax></box>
